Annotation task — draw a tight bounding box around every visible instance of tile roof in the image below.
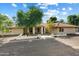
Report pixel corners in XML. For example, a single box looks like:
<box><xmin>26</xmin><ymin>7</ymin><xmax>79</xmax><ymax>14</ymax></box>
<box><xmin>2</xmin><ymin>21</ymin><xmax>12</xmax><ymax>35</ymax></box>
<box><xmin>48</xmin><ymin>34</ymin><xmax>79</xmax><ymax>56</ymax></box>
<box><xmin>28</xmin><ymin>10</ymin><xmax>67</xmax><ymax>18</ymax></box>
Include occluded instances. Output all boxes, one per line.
<box><xmin>53</xmin><ymin>23</ymin><xmax>79</xmax><ymax>28</ymax></box>
<box><xmin>8</xmin><ymin>23</ymin><xmax>79</xmax><ymax>28</ymax></box>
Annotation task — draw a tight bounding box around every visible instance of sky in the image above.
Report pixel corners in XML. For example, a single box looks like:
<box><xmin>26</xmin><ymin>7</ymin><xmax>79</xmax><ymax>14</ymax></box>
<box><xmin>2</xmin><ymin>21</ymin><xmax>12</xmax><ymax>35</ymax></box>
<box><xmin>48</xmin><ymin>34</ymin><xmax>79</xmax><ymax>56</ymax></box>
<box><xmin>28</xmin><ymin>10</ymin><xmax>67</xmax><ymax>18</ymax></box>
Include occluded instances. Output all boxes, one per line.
<box><xmin>0</xmin><ymin>3</ymin><xmax>79</xmax><ymax>23</ymax></box>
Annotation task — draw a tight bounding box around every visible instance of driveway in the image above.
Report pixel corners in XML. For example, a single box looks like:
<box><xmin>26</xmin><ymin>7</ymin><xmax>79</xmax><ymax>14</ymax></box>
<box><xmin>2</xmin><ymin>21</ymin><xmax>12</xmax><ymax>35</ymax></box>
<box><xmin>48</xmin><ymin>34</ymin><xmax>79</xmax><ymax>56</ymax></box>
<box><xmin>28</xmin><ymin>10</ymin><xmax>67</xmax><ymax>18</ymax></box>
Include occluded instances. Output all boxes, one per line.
<box><xmin>0</xmin><ymin>38</ymin><xmax>78</xmax><ymax>56</ymax></box>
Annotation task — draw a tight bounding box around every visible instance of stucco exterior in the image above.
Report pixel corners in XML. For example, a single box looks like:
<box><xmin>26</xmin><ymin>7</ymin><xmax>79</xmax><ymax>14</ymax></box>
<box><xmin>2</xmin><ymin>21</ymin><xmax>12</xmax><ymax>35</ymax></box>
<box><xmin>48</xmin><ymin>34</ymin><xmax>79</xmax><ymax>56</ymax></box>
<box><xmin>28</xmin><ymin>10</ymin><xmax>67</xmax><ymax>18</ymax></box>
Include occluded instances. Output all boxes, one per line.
<box><xmin>9</xmin><ymin>28</ymin><xmax>23</xmax><ymax>34</ymax></box>
<box><xmin>7</xmin><ymin>23</ymin><xmax>79</xmax><ymax>35</ymax></box>
<box><xmin>52</xmin><ymin>27</ymin><xmax>77</xmax><ymax>34</ymax></box>
<box><xmin>63</xmin><ymin>28</ymin><xmax>76</xmax><ymax>33</ymax></box>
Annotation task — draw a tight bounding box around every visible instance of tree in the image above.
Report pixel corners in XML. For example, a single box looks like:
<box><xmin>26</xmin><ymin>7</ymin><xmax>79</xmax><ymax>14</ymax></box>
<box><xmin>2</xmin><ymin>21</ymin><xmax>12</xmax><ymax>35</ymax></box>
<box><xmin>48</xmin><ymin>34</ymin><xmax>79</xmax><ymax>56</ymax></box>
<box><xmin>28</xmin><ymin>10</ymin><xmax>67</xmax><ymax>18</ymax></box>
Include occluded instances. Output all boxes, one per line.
<box><xmin>16</xmin><ymin>6</ymin><xmax>43</xmax><ymax>35</ymax></box>
<box><xmin>0</xmin><ymin>14</ymin><xmax>13</xmax><ymax>32</ymax></box>
<box><xmin>59</xmin><ymin>19</ymin><xmax>64</xmax><ymax>23</ymax></box>
<box><xmin>12</xmin><ymin>16</ymin><xmax>16</xmax><ymax>24</ymax></box>
<box><xmin>47</xmin><ymin>16</ymin><xmax>57</xmax><ymax>23</ymax></box>
<box><xmin>46</xmin><ymin>22</ymin><xmax>53</xmax><ymax>34</ymax></box>
<box><xmin>77</xmin><ymin>15</ymin><xmax>79</xmax><ymax>25</ymax></box>
<box><xmin>17</xmin><ymin>10</ymin><xmax>25</xmax><ymax>27</ymax></box>
<box><xmin>12</xmin><ymin>16</ymin><xmax>16</xmax><ymax>21</ymax></box>
<box><xmin>46</xmin><ymin>16</ymin><xmax>57</xmax><ymax>34</ymax></box>
<box><xmin>0</xmin><ymin>14</ymin><xmax>13</xmax><ymax>38</ymax></box>
<box><xmin>26</xmin><ymin>7</ymin><xmax>43</xmax><ymax>27</ymax></box>
<box><xmin>67</xmin><ymin>15</ymin><xmax>79</xmax><ymax>26</ymax></box>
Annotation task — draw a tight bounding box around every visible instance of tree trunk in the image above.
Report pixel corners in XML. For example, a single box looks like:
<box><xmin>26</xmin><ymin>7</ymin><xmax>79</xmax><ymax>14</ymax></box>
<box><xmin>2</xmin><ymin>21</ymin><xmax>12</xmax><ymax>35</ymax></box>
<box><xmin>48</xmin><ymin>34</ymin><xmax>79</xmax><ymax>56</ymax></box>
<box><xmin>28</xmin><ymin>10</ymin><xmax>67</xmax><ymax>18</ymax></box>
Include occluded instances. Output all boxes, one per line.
<box><xmin>23</xmin><ymin>27</ymin><xmax>29</xmax><ymax>36</ymax></box>
<box><xmin>23</xmin><ymin>28</ymin><xmax>27</xmax><ymax>35</ymax></box>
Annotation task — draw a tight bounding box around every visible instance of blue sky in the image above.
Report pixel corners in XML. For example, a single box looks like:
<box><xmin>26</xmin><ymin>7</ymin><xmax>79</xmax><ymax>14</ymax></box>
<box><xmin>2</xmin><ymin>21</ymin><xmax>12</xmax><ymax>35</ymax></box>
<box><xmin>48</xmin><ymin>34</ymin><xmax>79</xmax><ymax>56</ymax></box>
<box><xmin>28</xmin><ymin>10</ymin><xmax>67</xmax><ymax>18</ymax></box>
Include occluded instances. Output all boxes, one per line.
<box><xmin>0</xmin><ymin>3</ymin><xmax>79</xmax><ymax>23</ymax></box>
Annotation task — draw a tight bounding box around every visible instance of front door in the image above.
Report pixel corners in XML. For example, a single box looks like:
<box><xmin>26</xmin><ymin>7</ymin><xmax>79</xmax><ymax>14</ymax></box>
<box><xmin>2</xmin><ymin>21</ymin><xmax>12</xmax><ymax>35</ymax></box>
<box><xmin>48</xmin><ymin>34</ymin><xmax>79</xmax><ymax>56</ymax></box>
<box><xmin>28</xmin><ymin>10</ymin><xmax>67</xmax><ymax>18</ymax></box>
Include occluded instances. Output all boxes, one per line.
<box><xmin>35</xmin><ymin>27</ymin><xmax>41</xmax><ymax>34</ymax></box>
<box><xmin>29</xmin><ymin>27</ymin><xmax>33</xmax><ymax>34</ymax></box>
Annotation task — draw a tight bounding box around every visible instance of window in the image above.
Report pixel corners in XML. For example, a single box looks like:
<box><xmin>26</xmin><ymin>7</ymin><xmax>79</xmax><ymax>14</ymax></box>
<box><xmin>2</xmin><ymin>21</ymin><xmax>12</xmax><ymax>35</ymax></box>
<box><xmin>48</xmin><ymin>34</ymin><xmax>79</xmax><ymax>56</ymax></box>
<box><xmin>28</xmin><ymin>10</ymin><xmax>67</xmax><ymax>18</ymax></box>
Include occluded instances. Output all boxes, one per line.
<box><xmin>78</xmin><ymin>28</ymin><xmax>79</xmax><ymax>32</ymax></box>
<box><xmin>59</xmin><ymin>28</ymin><xmax>64</xmax><ymax>32</ymax></box>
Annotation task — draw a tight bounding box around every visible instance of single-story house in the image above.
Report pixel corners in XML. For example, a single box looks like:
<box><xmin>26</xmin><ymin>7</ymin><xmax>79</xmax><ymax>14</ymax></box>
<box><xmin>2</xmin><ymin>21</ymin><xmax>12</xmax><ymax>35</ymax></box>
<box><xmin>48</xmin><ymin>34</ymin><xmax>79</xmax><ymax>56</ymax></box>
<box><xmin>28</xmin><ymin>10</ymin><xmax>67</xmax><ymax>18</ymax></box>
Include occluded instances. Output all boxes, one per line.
<box><xmin>8</xmin><ymin>23</ymin><xmax>79</xmax><ymax>35</ymax></box>
<box><xmin>52</xmin><ymin>23</ymin><xmax>79</xmax><ymax>34</ymax></box>
<box><xmin>8</xmin><ymin>24</ymin><xmax>46</xmax><ymax>35</ymax></box>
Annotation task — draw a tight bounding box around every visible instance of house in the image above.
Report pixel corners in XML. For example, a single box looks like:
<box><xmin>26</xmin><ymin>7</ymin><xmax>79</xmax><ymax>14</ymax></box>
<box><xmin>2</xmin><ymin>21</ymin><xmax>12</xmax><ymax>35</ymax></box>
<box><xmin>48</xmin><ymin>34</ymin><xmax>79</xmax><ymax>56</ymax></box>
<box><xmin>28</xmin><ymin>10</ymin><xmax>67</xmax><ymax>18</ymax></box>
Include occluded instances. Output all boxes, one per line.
<box><xmin>8</xmin><ymin>23</ymin><xmax>79</xmax><ymax>35</ymax></box>
<box><xmin>8</xmin><ymin>23</ymin><xmax>46</xmax><ymax>35</ymax></box>
<box><xmin>52</xmin><ymin>23</ymin><xmax>79</xmax><ymax>34</ymax></box>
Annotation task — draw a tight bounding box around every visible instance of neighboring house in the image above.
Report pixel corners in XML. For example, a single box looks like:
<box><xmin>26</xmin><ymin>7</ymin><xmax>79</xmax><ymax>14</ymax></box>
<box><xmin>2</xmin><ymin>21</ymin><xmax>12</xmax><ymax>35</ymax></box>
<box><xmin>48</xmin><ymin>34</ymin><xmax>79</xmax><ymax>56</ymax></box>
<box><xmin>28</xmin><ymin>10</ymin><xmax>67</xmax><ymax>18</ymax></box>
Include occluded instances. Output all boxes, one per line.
<box><xmin>7</xmin><ymin>23</ymin><xmax>79</xmax><ymax>35</ymax></box>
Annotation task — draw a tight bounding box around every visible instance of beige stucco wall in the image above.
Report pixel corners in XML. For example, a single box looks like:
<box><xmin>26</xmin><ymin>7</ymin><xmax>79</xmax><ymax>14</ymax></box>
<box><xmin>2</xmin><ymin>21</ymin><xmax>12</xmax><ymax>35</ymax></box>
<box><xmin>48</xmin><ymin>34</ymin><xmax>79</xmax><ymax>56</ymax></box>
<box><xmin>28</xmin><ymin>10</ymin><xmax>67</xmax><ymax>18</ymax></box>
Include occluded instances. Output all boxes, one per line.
<box><xmin>7</xmin><ymin>27</ymin><xmax>78</xmax><ymax>35</ymax></box>
<box><xmin>52</xmin><ymin>28</ymin><xmax>59</xmax><ymax>33</ymax></box>
<box><xmin>9</xmin><ymin>28</ymin><xmax>23</xmax><ymax>34</ymax></box>
<box><xmin>63</xmin><ymin>28</ymin><xmax>76</xmax><ymax>33</ymax></box>
<box><xmin>52</xmin><ymin>27</ymin><xmax>76</xmax><ymax>33</ymax></box>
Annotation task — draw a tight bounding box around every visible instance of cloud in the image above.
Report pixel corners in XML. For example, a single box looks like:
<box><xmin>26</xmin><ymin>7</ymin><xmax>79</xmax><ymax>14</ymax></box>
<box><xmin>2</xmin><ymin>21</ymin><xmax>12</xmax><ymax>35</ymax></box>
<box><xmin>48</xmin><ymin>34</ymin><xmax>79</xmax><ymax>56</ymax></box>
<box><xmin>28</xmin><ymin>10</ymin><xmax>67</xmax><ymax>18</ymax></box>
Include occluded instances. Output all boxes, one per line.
<box><xmin>56</xmin><ymin>16</ymin><xmax>59</xmax><ymax>19</ymax></box>
<box><xmin>37</xmin><ymin>3</ymin><xmax>58</xmax><ymax>9</ymax></box>
<box><xmin>44</xmin><ymin>9</ymin><xmax>59</xmax><ymax>18</ymax></box>
<box><xmin>55</xmin><ymin>3</ymin><xmax>58</xmax><ymax>6</ymax></box>
<box><xmin>1</xmin><ymin>13</ymin><xmax>12</xmax><ymax>20</ymax></box>
<box><xmin>5</xmin><ymin>14</ymin><xmax>12</xmax><ymax>19</ymax></box>
<box><xmin>41</xmin><ymin>3</ymin><xmax>48</xmax><ymax>7</ymax></box>
<box><xmin>43</xmin><ymin>3</ymin><xmax>58</xmax><ymax>6</ymax></box>
<box><xmin>68</xmin><ymin>7</ymin><xmax>72</xmax><ymax>10</ymax></box>
<box><xmin>62</xmin><ymin>8</ymin><xmax>66</xmax><ymax>10</ymax></box>
<box><xmin>45</xmin><ymin>9</ymin><xmax>59</xmax><ymax>15</ymax></box>
<box><xmin>68</xmin><ymin>3</ymin><xmax>73</xmax><ymax>4</ymax></box>
<box><xmin>36</xmin><ymin>3</ymin><xmax>41</xmax><ymax>6</ymax></box>
<box><xmin>40</xmin><ymin>6</ymin><xmax>47</xmax><ymax>9</ymax></box>
<box><xmin>43</xmin><ymin>9</ymin><xmax>59</xmax><ymax>22</ymax></box>
<box><xmin>11</xmin><ymin>3</ymin><xmax>17</xmax><ymax>7</ymax></box>
<box><xmin>62</xmin><ymin>12</ymin><xmax>68</xmax><ymax>15</ymax></box>
<box><xmin>36</xmin><ymin>3</ymin><xmax>48</xmax><ymax>7</ymax></box>
<box><xmin>39</xmin><ymin>3</ymin><xmax>48</xmax><ymax>9</ymax></box>
<box><xmin>23</xmin><ymin>4</ymin><xmax>27</xmax><ymax>8</ymax></box>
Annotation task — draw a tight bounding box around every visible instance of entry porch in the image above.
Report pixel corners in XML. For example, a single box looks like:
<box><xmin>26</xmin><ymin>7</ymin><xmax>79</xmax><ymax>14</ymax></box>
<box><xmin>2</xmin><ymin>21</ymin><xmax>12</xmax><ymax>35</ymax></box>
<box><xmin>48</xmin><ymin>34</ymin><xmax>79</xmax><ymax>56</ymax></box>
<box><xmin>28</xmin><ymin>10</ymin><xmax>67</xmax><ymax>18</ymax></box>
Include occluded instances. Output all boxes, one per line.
<box><xmin>24</xmin><ymin>26</ymin><xmax>46</xmax><ymax>35</ymax></box>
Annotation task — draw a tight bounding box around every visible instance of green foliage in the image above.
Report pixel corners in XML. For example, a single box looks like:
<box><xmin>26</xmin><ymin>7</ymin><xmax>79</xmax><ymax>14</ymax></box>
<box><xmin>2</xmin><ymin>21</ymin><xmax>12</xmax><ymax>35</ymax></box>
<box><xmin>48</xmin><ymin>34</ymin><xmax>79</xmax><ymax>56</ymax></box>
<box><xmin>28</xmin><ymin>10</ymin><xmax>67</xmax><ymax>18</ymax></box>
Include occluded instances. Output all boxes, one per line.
<box><xmin>17</xmin><ymin>10</ymin><xmax>25</xmax><ymax>26</ymax></box>
<box><xmin>0</xmin><ymin>14</ymin><xmax>13</xmax><ymax>32</ymax></box>
<box><xmin>46</xmin><ymin>22</ymin><xmax>53</xmax><ymax>34</ymax></box>
<box><xmin>67</xmin><ymin>15</ymin><xmax>79</xmax><ymax>25</ymax></box>
<box><xmin>12</xmin><ymin>16</ymin><xmax>16</xmax><ymax>21</ymax></box>
<box><xmin>59</xmin><ymin>19</ymin><xmax>64</xmax><ymax>23</ymax></box>
<box><xmin>47</xmin><ymin>16</ymin><xmax>57</xmax><ymax>23</ymax></box>
<box><xmin>16</xmin><ymin>6</ymin><xmax>43</xmax><ymax>28</ymax></box>
<box><xmin>46</xmin><ymin>16</ymin><xmax>57</xmax><ymax>34</ymax></box>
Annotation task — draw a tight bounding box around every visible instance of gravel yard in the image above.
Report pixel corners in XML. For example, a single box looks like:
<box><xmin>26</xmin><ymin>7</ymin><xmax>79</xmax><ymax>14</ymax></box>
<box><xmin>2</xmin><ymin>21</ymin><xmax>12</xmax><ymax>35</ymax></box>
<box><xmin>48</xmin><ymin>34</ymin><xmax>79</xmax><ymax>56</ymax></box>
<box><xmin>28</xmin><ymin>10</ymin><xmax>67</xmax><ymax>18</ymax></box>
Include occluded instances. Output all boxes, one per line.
<box><xmin>55</xmin><ymin>36</ymin><xmax>79</xmax><ymax>49</ymax></box>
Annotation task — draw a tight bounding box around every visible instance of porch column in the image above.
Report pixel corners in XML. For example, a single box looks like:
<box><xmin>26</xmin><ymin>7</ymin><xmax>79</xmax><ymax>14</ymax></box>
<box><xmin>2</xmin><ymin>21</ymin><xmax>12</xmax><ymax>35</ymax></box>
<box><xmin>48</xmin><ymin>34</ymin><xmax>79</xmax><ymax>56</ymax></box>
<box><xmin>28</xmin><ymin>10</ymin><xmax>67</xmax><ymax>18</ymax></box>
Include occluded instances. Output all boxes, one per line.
<box><xmin>33</xmin><ymin>27</ymin><xmax>35</xmax><ymax>34</ymax></box>
<box><xmin>41</xmin><ymin>26</ymin><xmax>43</xmax><ymax>34</ymax></box>
<box><xmin>27</xmin><ymin>28</ymin><xmax>29</xmax><ymax>33</ymax></box>
<box><xmin>43</xmin><ymin>27</ymin><xmax>46</xmax><ymax>34</ymax></box>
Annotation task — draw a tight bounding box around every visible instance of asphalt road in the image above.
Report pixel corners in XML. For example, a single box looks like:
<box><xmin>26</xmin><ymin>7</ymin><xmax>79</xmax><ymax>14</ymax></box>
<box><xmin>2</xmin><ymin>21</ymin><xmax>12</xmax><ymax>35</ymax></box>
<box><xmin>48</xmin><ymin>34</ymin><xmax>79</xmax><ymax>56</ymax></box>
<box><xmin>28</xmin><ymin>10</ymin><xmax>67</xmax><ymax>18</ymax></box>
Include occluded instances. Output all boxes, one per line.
<box><xmin>0</xmin><ymin>38</ymin><xmax>78</xmax><ymax>56</ymax></box>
